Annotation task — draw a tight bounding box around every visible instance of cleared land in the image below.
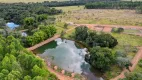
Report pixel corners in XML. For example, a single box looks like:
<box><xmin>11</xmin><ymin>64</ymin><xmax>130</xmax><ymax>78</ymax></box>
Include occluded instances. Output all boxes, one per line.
<box><xmin>55</xmin><ymin>6</ymin><xmax>142</xmax><ymax>26</ymax></box>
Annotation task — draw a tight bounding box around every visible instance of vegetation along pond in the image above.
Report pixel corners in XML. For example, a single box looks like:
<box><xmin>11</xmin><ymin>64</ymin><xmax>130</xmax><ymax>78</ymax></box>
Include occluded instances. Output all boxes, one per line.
<box><xmin>33</xmin><ymin>38</ymin><xmax>104</xmax><ymax>80</ymax></box>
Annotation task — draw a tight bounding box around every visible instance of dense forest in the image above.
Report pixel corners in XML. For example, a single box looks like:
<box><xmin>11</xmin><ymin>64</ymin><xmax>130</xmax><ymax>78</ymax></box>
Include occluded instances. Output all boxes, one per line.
<box><xmin>0</xmin><ymin>35</ymin><xmax>58</xmax><ymax>80</ymax></box>
<box><xmin>0</xmin><ymin>3</ymin><xmax>62</xmax><ymax>25</ymax></box>
<box><xmin>85</xmin><ymin>1</ymin><xmax>142</xmax><ymax>9</ymax></box>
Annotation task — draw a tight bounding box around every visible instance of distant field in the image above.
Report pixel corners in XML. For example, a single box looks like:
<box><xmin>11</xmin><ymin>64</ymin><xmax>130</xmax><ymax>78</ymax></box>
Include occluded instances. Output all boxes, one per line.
<box><xmin>0</xmin><ymin>0</ymin><xmax>69</xmax><ymax>3</ymax></box>
<box><xmin>55</xmin><ymin>6</ymin><xmax>142</xmax><ymax>26</ymax></box>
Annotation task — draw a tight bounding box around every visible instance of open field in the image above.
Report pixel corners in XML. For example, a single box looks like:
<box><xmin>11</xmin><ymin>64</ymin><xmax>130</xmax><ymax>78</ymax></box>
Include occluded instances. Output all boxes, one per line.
<box><xmin>55</xmin><ymin>6</ymin><xmax>142</xmax><ymax>26</ymax></box>
<box><xmin>0</xmin><ymin>0</ymin><xmax>69</xmax><ymax>3</ymax></box>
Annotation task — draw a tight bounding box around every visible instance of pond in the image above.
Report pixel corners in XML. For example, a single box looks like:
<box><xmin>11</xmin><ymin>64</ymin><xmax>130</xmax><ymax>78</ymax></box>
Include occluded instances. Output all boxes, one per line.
<box><xmin>33</xmin><ymin>38</ymin><xmax>104</xmax><ymax>80</ymax></box>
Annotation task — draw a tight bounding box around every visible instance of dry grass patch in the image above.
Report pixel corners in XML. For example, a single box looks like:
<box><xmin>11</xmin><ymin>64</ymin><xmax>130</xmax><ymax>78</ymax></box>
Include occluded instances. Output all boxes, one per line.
<box><xmin>56</xmin><ymin>6</ymin><xmax>142</xmax><ymax>26</ymax></box>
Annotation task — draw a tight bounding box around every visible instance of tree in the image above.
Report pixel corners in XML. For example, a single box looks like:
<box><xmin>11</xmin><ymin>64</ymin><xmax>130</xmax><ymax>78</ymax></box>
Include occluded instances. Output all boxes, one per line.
<box><xmin>85</xmin><ymin>46</ymin><xmax>115</xmax><ymax>71</ymax></box>
<box><xmin>75</xmin><ymin>26</ymin><xmax>88</xmax><ymax>41</ymax></box>
<box><xmin>24</xmin><ymin>17</ymin><xmax>35</xmax><ymax>26</ymax></box>
<box><xmin>5</xmin><ymin>70</ymin><xmax>22</xmax><ymax>80</ymax></box>
<box><xmin>36</xmin><ymin>14</ymin><xmax>48</xmax><ymax>22</ymax></box>
<box><xmin>85</xmin><ymin>31</ymin><xmax>118</xmax><ymax>48</ymax></box>
<box><xmin>32</xmin><ymin>76</ymin><xmax>43</xmax><ymax>80</ymax></box>
<box><xmin>64</xmin><ymin>23</ymin><xmax>68</xmax><ymax>29</ymax></box>
<box><xmin>24</xmin><ymin>75</ymin><xmax>32</xmax><ymax>80</ymax></box>
<box><xmin>32</xmin><ymin>65</ymin><xmax>47</xmax><ymax>77</ymax></box>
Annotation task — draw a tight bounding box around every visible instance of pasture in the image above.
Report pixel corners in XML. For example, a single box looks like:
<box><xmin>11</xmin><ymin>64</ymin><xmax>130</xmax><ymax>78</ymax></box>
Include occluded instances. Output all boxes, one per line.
<box><xmin>55</xmin><ymin>6</ymin><xmax>142</xmax><ymax>26</ymax></box>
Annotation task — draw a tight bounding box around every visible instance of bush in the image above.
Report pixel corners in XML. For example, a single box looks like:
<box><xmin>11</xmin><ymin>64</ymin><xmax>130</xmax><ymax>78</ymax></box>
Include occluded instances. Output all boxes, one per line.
<box><xmin>116</xmin><ymin>57</ymin><xmax>132</xmax><ymax>69</ymax></box>
<box><xmin>116</xmin><ymin>50</ymin><xmax>126</xmax><ymax>57</ymax></box>
<box><xmin>111</xmin><ymin>27</ymin><xmax>124</xmax><ymax>33</ymax></box>
<box><xmin>138</xmin><ymin>60</ymin><xmax>142</xmax><ymax>67</ymax></box>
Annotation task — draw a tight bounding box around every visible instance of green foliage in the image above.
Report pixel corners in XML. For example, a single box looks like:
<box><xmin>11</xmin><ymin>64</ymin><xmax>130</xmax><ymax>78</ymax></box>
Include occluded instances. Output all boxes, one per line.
<box><xmin>24</xmin><ymin>17</ymin><xmax>35</xmax><ymax>26</ymax></box>
<box><xmin>122</xmin><ymin>72</ymin><xmax>142</xmax><ymax>80</ymax></box>
<box><xmin>75</xmin><ymin>26</ymin><xmax>88</xmax><ymax>41</ymax></box>
<box><xmin>0</xmin><ymin>3</ymin><xmax>62</xmax><ymax>25</ymax></box>
<box><xmin>85</xmin><ymin>46</ymin><xmax>115</xmax><ymax>71</ymax></box>
<box><xmin>23</xmin><ymin>75</ymin><xmax>31</xmax><ymax>80</ymax></box>
<box><xmin>25</xmin><ymin>25</ymin><xmax>56</xmax><ymax>47</ymax></box>
<box><xmin>37</xmin><ymin>14</ymin><xmax>48</xmax><ymax>22</ymax></box>
<box><xmin>32</xmin><ymin>65</ymin><xmax>48</xmax><ymax>77</ymax></box>
<box><xmin>75</xmin><ymin>26</ymin><xmax>118</xmax><ymax>48</ymax></box>
<box><xmin>111</xmin><ymin>27</ymin><xmax>124</xmax><ymax>33</ymax></box>
<box><xmin>116</xmin><ymin>57</ymin><xmax>132</xmax><ymax>69</ymax></box>
<box><xmin>138</xmin><ymin>60</ymin><xmax>142</xmax><ymax>67</ymax></box>
<box><xmin>0</xmin><ymin>35</ymin><xmax>58</xmax><ymax>80</ymax></box>
<box><xmin>85</xmin><ymin>1</ymin><xmax>142</xmax><ymax>9</ymax></box>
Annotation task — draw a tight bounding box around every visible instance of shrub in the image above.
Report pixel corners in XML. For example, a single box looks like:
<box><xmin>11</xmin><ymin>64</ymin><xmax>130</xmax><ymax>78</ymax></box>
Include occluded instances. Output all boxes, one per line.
<box><xmin>111</xmin><ymin>27</ymin><xmax>124</xmax><ymax>33</ymax></box>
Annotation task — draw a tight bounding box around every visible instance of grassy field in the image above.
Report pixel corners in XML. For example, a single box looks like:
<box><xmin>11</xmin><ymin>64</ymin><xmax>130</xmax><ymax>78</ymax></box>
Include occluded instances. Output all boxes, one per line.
<box><xmin>55</xmin><ymin>6</ymin><xmax>142</xmax><ymax>26</ymax></box>
<box><xmin>104</xmin><ymin>33</ymin><xmax>142</xmax><ymax>79</ymax></box>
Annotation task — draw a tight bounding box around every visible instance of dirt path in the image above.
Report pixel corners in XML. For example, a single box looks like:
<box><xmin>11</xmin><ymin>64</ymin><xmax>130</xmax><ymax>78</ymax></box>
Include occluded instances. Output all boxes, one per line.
<box><xmin>47</xmin><ymin>66</ymin><xmax>73</xmax><ymax>80</ymax></box>
<box><xmin>28</xmin><ymin>24</ymin><xmax>142</xmax><ymax>80</ymax></box>
<box><xmin>28</xmin><ymin>27</ymin><xmax>76</xmax><ymax>51</ymax></box>
<box><xmin>27</xmin><ymin>34</ymin><xmax>61</xmax><ymax>51</ymax></box>
<box><xmin>110</xmin><ymin>47</ymin><xmax>142</xmax><ymax>80</ymax></box>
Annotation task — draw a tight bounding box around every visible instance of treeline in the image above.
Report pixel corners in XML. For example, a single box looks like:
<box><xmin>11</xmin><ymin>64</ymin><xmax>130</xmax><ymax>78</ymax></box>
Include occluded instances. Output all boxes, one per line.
<box><xmin>0</xmin><ymin>3</ymin><xmax>62</xmax><ymax>25</ymax></box>
<box><xmin>43</xmin><ymin>1</ymin><xmax>85</xmax><ymax>7</ymax></box>
<box><xmin>24</xmin><ymin>25</ymin><xmax>56</xmax><ymax>47</ymax></box>
<box><xmin>43</xmin><ymin>0</ymin><xmax>119</xmax><ymax>7</ymax></box>
<box><xmin>85</xmin><ymin>1</ymin><xmax>142</xmax><ymax>9</ymax></box>
<box><xmin>0</xmin><ymin>35</ymin><xmax>58</xmax><ymax>80</ymax></box>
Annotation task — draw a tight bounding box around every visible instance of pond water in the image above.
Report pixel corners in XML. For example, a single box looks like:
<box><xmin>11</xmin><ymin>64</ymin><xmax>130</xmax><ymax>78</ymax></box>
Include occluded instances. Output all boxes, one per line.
<box><xmin>34</xmin><ymin>38</ymin><xmax>104</xmax><ymax>80</ymax></box>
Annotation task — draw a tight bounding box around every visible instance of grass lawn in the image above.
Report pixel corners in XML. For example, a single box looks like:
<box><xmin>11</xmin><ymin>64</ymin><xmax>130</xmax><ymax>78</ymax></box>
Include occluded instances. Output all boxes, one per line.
<box><xmin>112</xmin><ymin>33</ymin><xmax>142</xmax><ymax>47</ymax></box>
<box><xmin>133</xmin><ymin>59</ymin><xmax>142</xmax><ymax>73</ymax></box>
<box><xmin>124</xmin><ymin>29</ymin><xmax>141</xmax><ymax>34</ymax></box>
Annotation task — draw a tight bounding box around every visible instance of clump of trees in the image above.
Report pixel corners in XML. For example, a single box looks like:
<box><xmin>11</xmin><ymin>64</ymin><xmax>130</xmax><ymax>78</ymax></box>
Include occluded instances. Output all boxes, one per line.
<box><xmin>85</xmin><ymin>47</ymin><xmax>115</xmax><ymax>71</ymax></box>
<box><xmin>0</xmin><ymin>35</ymin><xmax>58</xmax><ymax>80</ymax></box>
<box><xmin>75</xmin><ymin>26</ymin><xmax>118</xmax><ymax>48</ymax></box>
<box><xmin>23</xmin><ymin>14</ymin><xmax>48</xmax><ymax>30</ymax></box>
<box><xmin>0</xmin><ymin>3</ymin><xmax>62</xmax><ymax>25</ymax></box>
<box><xmin>74</xmin><ymin>26</ymin><xmax>132</xmax><ymax>72</ymax></box>
<box><xmin>25</xmin><ymin>25</ymin><xmax>56</xmax><ymax>47</ymax></box>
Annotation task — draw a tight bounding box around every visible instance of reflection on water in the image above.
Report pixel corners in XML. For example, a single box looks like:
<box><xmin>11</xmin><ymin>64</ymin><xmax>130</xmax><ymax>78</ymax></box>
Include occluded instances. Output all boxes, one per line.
<box><xmin>35</xmin><ymin>38</ymin><xmax>103</xmax><ymax>80</ymax></box>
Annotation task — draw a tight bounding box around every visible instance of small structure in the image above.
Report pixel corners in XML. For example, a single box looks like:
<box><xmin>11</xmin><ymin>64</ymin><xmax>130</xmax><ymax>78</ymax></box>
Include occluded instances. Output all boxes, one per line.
<box><xmin>6</xmin><ymin>22</ymin><xmax>19</xmax><ymax>29</ymax></box>
<box><xmin>21</xmin><ymin>32</ymin><xmax>27</xmax><ymax>37</ymax></box>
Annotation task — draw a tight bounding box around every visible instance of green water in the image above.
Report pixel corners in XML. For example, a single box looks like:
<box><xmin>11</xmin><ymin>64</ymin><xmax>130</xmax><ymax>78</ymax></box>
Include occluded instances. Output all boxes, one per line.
<box><xmin>33</xmin><ymin>41</ymin><xmax>57</xmax><ymax>54</ymax></box>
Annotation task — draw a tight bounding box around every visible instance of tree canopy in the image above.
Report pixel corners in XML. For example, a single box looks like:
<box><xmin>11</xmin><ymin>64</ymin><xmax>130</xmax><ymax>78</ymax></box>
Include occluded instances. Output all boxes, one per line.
<box><xmin>85</xmin><ymin>47</ymin><xmax>115</xmax><ymax>71</ymax></box>
<box><xmin>0</xmin><ymin>35</ymin><xmax>58</xmax><ymax>80</ymax></box>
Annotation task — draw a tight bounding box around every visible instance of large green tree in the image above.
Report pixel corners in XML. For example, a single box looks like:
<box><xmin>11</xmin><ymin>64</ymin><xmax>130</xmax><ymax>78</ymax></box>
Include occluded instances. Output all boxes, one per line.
<box><xmin>85</xmin><ymin>46</ymin><xmax>115</xmax><ymax>71</ymax></box>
